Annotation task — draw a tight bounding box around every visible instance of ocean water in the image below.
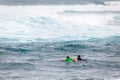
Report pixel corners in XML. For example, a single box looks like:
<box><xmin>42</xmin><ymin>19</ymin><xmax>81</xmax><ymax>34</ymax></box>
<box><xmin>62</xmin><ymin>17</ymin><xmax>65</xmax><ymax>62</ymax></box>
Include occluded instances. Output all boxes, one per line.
<box><xmin>0</xmin><ymin>0</ymin><xmax>120</xmax><ymax>80</ymax></box>
<box><xmin>0</xmin><ymin>38</ymin><xmax>120</xmax><ymax>80</ymax></box>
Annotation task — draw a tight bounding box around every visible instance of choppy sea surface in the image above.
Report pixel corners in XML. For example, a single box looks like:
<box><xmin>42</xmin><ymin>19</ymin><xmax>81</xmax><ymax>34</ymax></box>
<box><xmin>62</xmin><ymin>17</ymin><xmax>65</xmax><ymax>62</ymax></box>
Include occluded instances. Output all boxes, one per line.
<box><xmin>0</xmin><ymin>0</ymin><xmax>120</xmax><ymax>80</ymax></box>
<box><xmin>0</xmin><ymin>36</ymin><xmax>120</xmax><ymax>80</ymax></box>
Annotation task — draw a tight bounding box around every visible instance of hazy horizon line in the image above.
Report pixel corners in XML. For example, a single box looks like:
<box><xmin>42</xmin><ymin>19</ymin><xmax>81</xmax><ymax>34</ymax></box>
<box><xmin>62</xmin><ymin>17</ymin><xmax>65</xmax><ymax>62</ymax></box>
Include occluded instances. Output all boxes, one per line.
<box><xmin>0</xmin><ymin>0</ymin><xmax>118</xmax><ymax>6</ymax></box>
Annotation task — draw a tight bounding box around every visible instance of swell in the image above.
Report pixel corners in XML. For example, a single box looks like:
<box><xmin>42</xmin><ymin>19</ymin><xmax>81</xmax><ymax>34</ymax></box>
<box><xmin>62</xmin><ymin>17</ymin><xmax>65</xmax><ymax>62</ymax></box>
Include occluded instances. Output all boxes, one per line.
<box><xmin>0</xmin><ymin>36</ymin><xmax>120</xmax><ymax>53</ymax></box>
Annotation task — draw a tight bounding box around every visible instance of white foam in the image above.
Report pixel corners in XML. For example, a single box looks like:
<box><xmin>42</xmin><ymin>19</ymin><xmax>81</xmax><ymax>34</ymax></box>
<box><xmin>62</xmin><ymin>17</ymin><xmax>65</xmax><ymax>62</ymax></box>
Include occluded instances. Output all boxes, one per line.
<box><xmin>0</xmin><ymin>3</ymin><xmax>120</xmax><ymax>42</ymax></box>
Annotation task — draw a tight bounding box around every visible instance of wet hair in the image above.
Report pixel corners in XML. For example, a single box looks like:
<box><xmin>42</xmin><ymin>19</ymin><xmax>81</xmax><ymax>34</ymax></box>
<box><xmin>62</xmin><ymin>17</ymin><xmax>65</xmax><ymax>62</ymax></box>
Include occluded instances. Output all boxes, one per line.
<box><xmin>77</xmin><ymin>55</ymin><xmax>82</xmax><ymax>60</ymax></box>
<box><xmin>78</xmin><ymin>55</ymin><xmax>80</xmax><ymax>57</ymax></box>
<box><xmin>67</xmin><ymin>56</ymin><xmax>69</xmax><ymax>58</ymax></box>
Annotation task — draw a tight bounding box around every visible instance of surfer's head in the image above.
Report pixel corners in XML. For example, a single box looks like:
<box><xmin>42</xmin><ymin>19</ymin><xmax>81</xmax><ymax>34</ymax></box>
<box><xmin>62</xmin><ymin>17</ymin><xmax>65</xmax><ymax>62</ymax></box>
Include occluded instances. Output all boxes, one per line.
<box><xmin>78</xmin><ymin>55</ymin><xmax>80</xmax><ymax>58</ymax></box>
<box><xmin>66</xmin><ymin>56</ymin><xmax>70</xmax><ymax>58</ymax></box>
<box><xmin>77</xmin><ymin>55</ymin><xmax>82</xmax><ymax>60</ymax></box>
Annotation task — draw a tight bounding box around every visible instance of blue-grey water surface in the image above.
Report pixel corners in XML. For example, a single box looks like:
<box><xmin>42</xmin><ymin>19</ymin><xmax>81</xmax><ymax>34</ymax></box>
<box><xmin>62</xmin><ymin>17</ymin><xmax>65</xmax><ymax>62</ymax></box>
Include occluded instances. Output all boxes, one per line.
<box><xmin>0</xmin><ymin>37</ymin><xmax>120</xmax><ymax>80</ymax></box>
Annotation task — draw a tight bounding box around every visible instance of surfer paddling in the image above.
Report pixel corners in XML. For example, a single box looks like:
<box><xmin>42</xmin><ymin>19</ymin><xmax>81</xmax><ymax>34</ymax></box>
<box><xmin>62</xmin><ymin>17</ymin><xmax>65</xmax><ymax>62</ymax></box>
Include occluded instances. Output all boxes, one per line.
<box><xmin>77</xmin><ymin>55</ymin><xmax>86</xmax><ymax>61</ymax></box>
<box><xmin>72</xmin><ymin>55</ymin><xmax>86</xmax><ymax>62</ymax></box>
<box><xmin>65</xmin><ymin>56</ymin><xmax>73</xmax><ymax>62</ymax></box>
<box><xmin>77</xmin><ymin>55</ymin><xmax>82</xmax><ymax>61</ymax></box>
<box><xmin>61</xmin><ymin>55</ymin><xmax>86</xmax><ymax>62</ymax></box>
<box><xmin>61</xmin><ymin>56</ymin><xmax>74</xmax><ymax>62</ymax></box>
